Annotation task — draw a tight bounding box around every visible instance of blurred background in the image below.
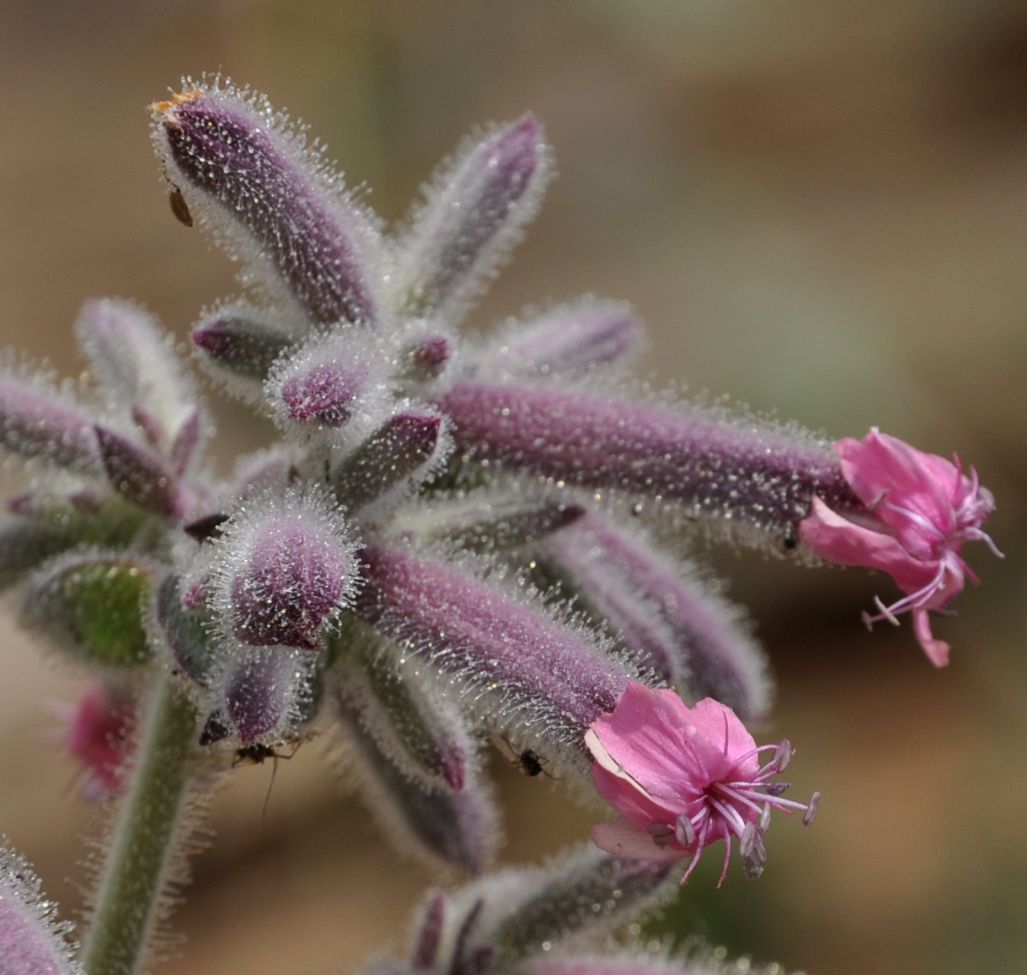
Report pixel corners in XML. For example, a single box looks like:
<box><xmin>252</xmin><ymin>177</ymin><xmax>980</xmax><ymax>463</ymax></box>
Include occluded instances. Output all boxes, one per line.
<box><xmin>1</xmin><ymin>2</ymin><xmax>1024</xmax><ymax>973</ymax></box>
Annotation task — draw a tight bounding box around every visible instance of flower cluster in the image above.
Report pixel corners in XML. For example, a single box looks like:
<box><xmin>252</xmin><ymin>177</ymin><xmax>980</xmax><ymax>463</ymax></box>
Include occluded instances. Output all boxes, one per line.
<box><xmin>0</xmin><ymin>77</ymin><xmax>998</xmax><ymax>974</ymax></box>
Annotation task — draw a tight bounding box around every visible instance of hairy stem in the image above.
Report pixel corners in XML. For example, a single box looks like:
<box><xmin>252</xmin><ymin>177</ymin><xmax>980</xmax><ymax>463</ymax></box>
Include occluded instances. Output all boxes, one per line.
<box><xmin>82</xmin><ymin>672</ymin><xmax>199</xmax><ymax>975</ymax></box>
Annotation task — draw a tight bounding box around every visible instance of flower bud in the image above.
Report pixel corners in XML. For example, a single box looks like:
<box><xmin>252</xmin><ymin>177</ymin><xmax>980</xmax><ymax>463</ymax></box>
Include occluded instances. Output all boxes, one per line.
<box><xmin>75</xmin><ymin>299</ymin><xmax>204</xmax><ymax>465</ymax></box>
<box><xmin>335</xmin><ymin>689</ymin><xmax>498</xmax><ymax>874</ymax></box>
<box><xmin>440</xmin><ymin>383</ymin><xmax>858</xmax><ymax>546</ymax></box>
<box><xmin>430</xmin><ymin>847</ymin><xmax>674</xmax><ymax>973</ymax></box>
<box><xmin>266</xmin><ymin>329</ymin><xmax>386</xmax><ymax>434</ymax></box>
<box><xmin>95</xmin><ymin>425</ymin><xmax>186</xmax><ymax>518</ymax></box>
<box><xmin>153</xmin><ymin>86</ymin><xmax>380</xmax><ymax>327</ymax></box>
<box><xmin>192</xmin><ymin>307</ymin><xmax>295</xmax><ymax>384</ymax></box>
<box><xmin>209</xmin><ymin>488</ymin><xmax>358</xmax><ymax>651</ymax></box>
<box><xmin>223</xmin><ymin>647</ymin><xmax>310</xmax><ymax>743</ymax></box>
<box><xmin>332</xmin><ymin>617</ymin><xmax>473</xmax><ymax>791</ymax></box>
<box><xmin>356</xmin><ymin>545</ymin><xmax>634</xmax><ymax>769</ymax></box>
<box><xmin>486</xmin><ymin>299</ymin><xmax>643</xmax><ymax>378</ymax></box>
<box><xmin>394</xmin><ymin>115</ymin><xmax>551</xmax><ymax>323</ymax></box>
<box><xmin>61</xmin><ymin>681</ymin><xmax>134</xmax><ymax>800</ymax></box>
<box><xmin>0</xmin><ymin>371</ymin><xmax>99</xmax><ymax>474</ymax></box>
<box><xmin>546</xmin><ymin>512</ymin><xmax>770</xmax><ymax>720</ymax></box>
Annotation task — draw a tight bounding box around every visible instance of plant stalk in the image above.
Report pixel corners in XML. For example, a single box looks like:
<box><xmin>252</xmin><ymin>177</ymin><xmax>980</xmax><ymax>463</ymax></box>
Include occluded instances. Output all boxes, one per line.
<box><xmin>82</xmin><ymin>671</ymin><xmax>199</xmax><ymax>975</ymax></box>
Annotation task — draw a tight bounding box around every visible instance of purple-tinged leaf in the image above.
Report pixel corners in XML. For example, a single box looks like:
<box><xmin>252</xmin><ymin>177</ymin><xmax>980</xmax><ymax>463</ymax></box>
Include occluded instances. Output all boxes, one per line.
<box><xmin>95</xmin><ymin>425</ymin><xmax>186</xmax><ymax>518</ymax></box>
<box><xmin>521</xmin><ymin>955</ymin><xmax>733</xmax><ymax>975</ymax></box>
<box><xmin>430</xmin><ymin>498</ymin><xmax>585</xmax><ymax>553</ymax></box>
<box><xmin>410</xmin><ymin>891</ymin><xmax>448</xmax><ymax>970</ymax></box>
<box><xmin>75</xmin><ymin>298</ymin><xmax>205</xmax><ymax>461</ymax></box>
<box><xmin>437</xmin><ymin>847</ymin><xmax>675</xmax><ymax>972</ymax></box>
<box><xmin>0</xmin><ymin>372</ymin><xmax>99</xmax><ymax>474</ymax></box>
<box><xmin>331</xmin><ymin>408</ymin><xmax>450</xmax><ymax>512</ymax></box>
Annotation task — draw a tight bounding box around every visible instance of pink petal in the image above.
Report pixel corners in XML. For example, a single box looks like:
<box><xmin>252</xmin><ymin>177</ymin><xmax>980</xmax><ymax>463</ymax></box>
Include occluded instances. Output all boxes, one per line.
<box><xmin>588</xmin><ymin>683</ymin><xmax>710</xmax><ymax>801</ymax></box>
<box><xmin>799</xmin><ymin>497</ymin><xmax>939</xmax><ymax>595</ymax></box>
<box><xmin>838</xmin><ymin>430</ymin><xmax>956</xmax><ymax>548</ymax></box>
<box><xmin>913</xmin><ymin>608</ymin><xmax>951</xmax><ymax>667</ymax></box>
<box><xmin>686</xmin><ymin>698</ymin><xmax>759</xmax><ymax>776</ymax></box>
<box><xmin>590</xmin><ymin>817</ymin><xmax>685</xmax><ymax>861</ymax></box>
<box><xmin>590</xmin><ymin>755</ymin><xmax>686</xmax><ymax>826</ymax></box>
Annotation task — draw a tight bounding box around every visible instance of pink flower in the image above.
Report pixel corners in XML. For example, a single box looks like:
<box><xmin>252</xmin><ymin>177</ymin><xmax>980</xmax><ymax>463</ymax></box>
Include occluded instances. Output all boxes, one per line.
<box><xmin>799</xmin><ymin>428</ymin><xmax>1000</xmax><ymax>667</ymax></box>
<box><xmin>62</xmin><ymin>682</ymin><xmax>133</xmax><ymax>800</ymax></box>
<box><xmin>585</xmin><ymin>682</ymin><xmax>817</xmax><ymax>886</ymax></box>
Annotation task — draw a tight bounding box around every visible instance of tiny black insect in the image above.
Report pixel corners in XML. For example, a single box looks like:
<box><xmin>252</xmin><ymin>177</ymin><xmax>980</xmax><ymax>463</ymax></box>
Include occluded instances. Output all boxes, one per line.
<box><xmin>233</xmin><ymin>743</ymin><xmax>279</xmax><ymax>766</ymax></box>
<box><xmin>783</xmin><ymin>534</ymin><xmax>798</xmax><ymax>551</ymax></box>
<box><xmin>518</xmin><ymin>749</ymin><xmax>545</xmax><ymax>777</ymax></box>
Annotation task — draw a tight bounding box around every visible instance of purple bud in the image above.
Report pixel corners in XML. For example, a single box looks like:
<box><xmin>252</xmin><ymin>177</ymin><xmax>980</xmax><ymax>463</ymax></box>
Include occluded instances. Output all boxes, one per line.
<box><xmin>280</xmin><ymin>362</ymin><xmax>366</xmax><ymax>426</ymax></box>
<box><xmin>75</xmin><ymin>299</ymin><xmax>203</xmax><ymax>457</ymax></box>
<box><xmin>211</xmin><ymin>488</ymin><xmax>358</xmax><ymax>650</ymax></box>
<box><xmin>331</xmin><ymin>409</ymin><xmax>448</xmax><ymax>511</ymax></box>
<box><xmin>0</xmin><ymin>374</ymin><xmax>99</xmax><ymax>474</ymax></box>
<box><xmin>395</xmin><ymin>115</ymin><xmax>551</xmax><ymax>323</ymax></box>
<box><xmin>153</xmin><ymin>87</ymin><xmax>379</xmax><ymax>326</ymax></box>
<box><xmin>266</xmin><ymin>331</ymin><xmax>381</xmax><ymax>433</ymax></box>
<box><xmin>440</xmin><ymin>383</ymin><xmax>860</xmax><ymax>543</ymax></box>
<box><xmin>442</xmin><ymin>848</ymin><xmax>675</xmax><ymax>971</ymax></box>
<box><xmin>334</xmin><ymin>621</ymin><xmax>473</xmax><ymax>791</ymax></box>
<box><xmin>546</xmin><ymin>512</ymin><xmax>771</xmax><ymax>720</ymax></box>
<box><xmin>488</xmin><ymin>300</ymin><xmax>644</xmax><ymax>377</ymax></box>
<box><xmin>224</xmin><ymin>648</ymin><xmax>298</xmax><ymax>743</ymax></box>
<box><xmin>192</xmin><ymin>311</ymin><xmax>294</xmax><ymax>380</ymax></box>
<box><xmin>95</xmin><ymin>425</ymin><xmax>186</xmax><ymax>519</ymax></box>
<box><xmin>335</xmin><ymin>691</ymin><xmax>498</xmax><ymax>874</ymax></box>
<box><xmin>0</xmin><ymin>843</ymin><xmax>82</xmax><ymax>975</ymax></box>
<box><xmin>355</xmin><ymin>545</ymin><xmax>634</xmax><ymax>765</ymax></box>
<box><xmin>407</xmin><ymin>332</ymin><xmax>452</xmax><ymax>376</ymax></box>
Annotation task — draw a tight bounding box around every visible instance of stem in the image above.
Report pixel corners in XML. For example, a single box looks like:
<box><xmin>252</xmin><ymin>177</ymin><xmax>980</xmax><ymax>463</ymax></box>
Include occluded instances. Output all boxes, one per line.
<box><xmin>82</xmin><ymin>672</ymin><xmax>199</xmax><ymax>975</ymax></box>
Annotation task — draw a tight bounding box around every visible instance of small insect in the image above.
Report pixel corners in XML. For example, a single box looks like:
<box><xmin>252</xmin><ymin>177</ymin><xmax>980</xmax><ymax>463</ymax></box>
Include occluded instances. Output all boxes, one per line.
<box><xmin>168</xmin><ymin>185</ymin><xmax>193</xmax><ymax>227</ymax></box>
<box><xmin>517</xmin><ymin>748</ymin><xmax>546</xmax><ymax>777</ymax></box>
<box><xmin>492</xmin><ymin>733</ymin><xmax>554</xmax><ymax>778</ymax></box>
<box><xmin>233</xmin><ymin>740</ymin><xmax>303</xmax><ymax>767</ymax></box>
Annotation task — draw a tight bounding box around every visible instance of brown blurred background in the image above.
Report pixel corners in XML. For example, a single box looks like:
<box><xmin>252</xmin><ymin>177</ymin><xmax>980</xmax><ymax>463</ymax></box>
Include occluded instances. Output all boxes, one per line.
<box><xmin>1</xmin><ymin>2</ymin><xmax>1025</xmax><ymax>974</ymax></box>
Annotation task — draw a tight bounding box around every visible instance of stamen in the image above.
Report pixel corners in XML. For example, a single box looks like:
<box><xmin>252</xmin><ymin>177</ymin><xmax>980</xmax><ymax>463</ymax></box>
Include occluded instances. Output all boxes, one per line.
<box><xmin>674</xmin><ymin>814</ymin><xmax>696</xmax><ymax>848</ymax></box>
<box><xmin>803</xmin><ymin>791</ymin><xmax>821</xmax><ymax>825</ymax></box>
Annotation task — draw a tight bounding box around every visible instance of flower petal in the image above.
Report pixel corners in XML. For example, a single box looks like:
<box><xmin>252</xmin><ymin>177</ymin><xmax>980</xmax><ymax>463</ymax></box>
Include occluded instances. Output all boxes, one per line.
<box><xmin>800</xmin><ymin>497</ymin><xmax>939</xmax><ymax>595</ymax></box>
<box><xmin>590</xmin><ymin>817</ymin><xmax>684</xmax><ymax>861</ymax></box>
